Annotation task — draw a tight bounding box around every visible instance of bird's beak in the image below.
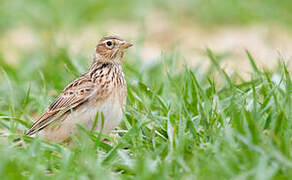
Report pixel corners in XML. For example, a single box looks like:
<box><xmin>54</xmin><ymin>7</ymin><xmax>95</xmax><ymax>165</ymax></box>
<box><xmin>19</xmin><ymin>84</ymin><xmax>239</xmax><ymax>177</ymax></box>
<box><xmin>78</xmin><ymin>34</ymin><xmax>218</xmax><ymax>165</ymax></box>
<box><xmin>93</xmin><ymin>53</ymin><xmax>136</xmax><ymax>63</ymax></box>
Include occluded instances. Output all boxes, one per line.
<box><xmin>119</xmin><ymin>42</ymin><xmax>133</xmax><ymax>50</ymax></box>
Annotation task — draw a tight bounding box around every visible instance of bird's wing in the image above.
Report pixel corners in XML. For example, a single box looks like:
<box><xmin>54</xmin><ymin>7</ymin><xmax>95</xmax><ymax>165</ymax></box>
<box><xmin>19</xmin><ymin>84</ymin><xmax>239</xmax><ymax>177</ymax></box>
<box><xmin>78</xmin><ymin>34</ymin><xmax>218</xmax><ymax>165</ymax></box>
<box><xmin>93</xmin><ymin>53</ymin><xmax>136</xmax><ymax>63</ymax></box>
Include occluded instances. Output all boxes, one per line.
<box><xmin>26</xmin><ymin>74</ymin><xmax>96</xmax><ymax>136</ymax></box>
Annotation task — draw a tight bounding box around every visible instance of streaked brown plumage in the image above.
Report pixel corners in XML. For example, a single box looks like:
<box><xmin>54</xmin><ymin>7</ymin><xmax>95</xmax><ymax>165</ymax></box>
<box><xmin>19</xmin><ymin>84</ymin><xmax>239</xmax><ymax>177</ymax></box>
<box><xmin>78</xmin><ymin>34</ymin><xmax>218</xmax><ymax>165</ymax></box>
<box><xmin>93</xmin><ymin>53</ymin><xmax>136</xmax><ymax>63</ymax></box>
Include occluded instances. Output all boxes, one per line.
<box><xmin>26</xmin><ymin>36</ymin><xmax>132</xmax><ymax>143</ymax></box>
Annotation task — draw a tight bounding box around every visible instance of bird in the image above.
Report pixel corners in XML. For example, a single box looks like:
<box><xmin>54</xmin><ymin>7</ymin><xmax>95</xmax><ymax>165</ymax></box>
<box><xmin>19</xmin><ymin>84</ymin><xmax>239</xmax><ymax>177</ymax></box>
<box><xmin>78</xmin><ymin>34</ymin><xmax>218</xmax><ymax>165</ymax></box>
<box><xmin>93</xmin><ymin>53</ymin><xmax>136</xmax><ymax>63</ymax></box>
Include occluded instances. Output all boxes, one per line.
<box><xmin>25</xmin><ymin>36</ymin><xmax>132</xmax><ymax>143</ymax></box>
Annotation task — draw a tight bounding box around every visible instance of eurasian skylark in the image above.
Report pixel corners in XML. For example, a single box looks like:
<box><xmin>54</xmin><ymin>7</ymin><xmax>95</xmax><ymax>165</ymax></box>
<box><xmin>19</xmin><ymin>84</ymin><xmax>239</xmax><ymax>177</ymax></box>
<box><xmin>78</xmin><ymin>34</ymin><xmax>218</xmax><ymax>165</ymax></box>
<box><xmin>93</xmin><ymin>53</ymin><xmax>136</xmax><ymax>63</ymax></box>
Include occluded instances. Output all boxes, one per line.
<box><xmin>26</xmin><ymin>36</ymin><xmax>132</xmax><ymax>143</ymax></box>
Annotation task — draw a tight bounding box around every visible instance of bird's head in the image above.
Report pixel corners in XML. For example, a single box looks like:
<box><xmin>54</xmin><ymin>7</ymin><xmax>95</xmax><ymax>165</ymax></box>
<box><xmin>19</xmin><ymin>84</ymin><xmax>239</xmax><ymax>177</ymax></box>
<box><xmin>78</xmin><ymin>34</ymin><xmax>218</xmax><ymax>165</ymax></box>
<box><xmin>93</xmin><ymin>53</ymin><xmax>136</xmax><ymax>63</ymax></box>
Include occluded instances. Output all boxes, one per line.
<box><xmin>95</xmin><ymin>36</ymin><xmax>133</xmax><ymax>62</ymax></box>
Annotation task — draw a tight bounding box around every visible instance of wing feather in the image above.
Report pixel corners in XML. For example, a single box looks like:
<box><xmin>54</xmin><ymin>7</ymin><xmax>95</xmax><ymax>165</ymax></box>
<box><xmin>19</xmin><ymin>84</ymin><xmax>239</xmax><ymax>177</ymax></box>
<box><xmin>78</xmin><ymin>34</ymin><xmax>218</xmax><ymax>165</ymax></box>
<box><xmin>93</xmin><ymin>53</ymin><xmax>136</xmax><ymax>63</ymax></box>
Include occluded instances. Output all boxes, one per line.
<box><xmin>26</xmin><ymin>62</ymin><xmax>115</xmax><ymax>136</ymax></box>
<box><xmin>26</xmin><ymin>74</ymin><xmax>95</xmax><ymax>136</ymax></box>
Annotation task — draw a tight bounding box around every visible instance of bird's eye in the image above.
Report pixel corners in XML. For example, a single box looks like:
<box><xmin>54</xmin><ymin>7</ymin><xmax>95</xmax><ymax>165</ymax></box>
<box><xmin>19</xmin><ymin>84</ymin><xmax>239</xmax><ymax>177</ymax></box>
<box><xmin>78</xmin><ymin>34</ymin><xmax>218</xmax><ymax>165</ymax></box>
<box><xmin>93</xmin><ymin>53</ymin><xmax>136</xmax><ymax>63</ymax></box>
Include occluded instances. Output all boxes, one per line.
<box><xmin>106</xmin><ymin>41</ymin><xmax>113</xmax><ymax>47</ymax></box>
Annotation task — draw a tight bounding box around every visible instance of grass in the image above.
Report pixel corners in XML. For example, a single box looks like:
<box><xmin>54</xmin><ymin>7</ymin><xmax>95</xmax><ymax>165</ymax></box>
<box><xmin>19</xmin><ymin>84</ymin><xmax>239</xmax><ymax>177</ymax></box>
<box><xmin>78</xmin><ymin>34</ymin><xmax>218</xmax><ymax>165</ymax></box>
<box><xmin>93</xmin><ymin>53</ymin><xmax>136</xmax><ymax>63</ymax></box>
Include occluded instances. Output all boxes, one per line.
<box><xmin>0</xmin><ymin>46</ymin><xmax>291</xmax><ymax>179</ymax></box>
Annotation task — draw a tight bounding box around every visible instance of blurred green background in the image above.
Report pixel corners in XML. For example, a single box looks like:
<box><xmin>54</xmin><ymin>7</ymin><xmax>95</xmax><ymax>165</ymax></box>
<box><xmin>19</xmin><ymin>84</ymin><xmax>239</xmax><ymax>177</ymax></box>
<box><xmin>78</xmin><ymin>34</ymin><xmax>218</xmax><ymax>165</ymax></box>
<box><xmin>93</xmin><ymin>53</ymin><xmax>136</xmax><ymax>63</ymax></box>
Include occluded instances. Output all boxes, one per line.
<box><xmin>1</xmin><ymin>0</ymin><xmax>292</xmax><ymax>29</ymax></box>
<box><xmin>1</xmin><ymin>0</ymin><xmax>291</xmax><ymax>76</ymax></box>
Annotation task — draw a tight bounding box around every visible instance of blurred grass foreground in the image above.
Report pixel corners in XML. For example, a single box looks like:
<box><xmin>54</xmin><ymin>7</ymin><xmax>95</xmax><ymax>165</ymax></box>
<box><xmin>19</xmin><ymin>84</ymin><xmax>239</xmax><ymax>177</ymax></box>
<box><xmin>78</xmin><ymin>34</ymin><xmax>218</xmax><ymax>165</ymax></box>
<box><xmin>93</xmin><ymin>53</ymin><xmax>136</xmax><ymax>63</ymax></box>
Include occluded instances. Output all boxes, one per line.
<box><xmin>0</xmin><ymin>0</ymin><xmax>292</xmax><ymax>179</ymax></box>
